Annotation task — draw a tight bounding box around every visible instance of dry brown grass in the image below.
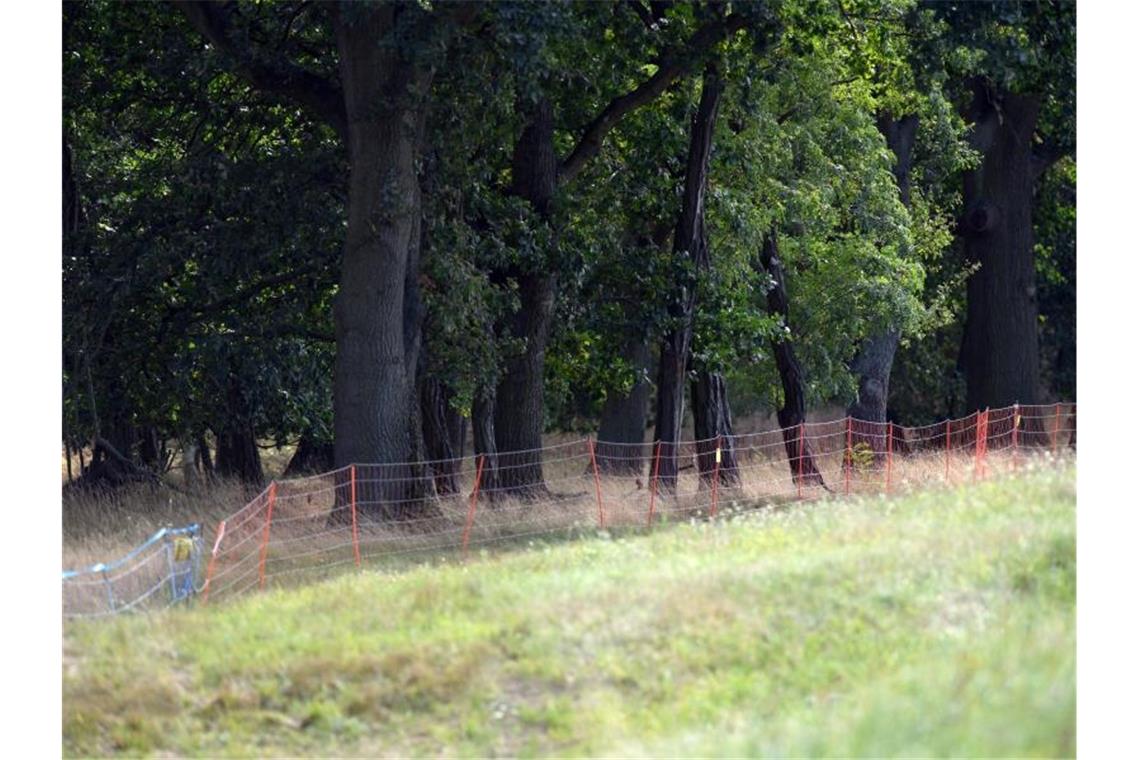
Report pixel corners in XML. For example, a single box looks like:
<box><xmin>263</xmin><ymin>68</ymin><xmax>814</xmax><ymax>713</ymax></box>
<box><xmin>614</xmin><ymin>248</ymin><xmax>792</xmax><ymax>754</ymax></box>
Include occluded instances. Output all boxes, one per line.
<box><xmin>62</xmin><ymin>409</ymin><xmax>1070</xmax><ymax>610</ymax></box>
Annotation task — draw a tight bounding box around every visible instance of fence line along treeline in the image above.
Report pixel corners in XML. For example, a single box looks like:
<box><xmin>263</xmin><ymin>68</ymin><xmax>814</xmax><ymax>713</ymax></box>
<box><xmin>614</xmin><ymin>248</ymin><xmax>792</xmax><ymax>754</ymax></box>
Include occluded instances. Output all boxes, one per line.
<box><xmin>63</xmin><ymin>402</ymin><xmax>1075</xmax><ymax>620</ymax></box>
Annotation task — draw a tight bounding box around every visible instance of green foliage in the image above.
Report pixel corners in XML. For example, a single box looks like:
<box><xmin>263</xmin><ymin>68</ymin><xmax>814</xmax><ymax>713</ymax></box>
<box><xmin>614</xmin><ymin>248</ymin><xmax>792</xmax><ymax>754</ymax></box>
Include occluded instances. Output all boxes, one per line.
<box><xmin>64</xmin><ymin>0</ymin><xmax>341</xmax><ymax>457</ymax></box>
<box><xmin>62</xmin><ymin>0</ymin><xmax>1075</xmax><ymax>461</ymax></box>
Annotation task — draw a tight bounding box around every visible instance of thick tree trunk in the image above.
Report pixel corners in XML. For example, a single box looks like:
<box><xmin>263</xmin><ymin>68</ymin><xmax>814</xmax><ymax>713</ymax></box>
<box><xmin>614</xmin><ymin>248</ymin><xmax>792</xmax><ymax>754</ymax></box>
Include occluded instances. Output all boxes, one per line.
<box><xmin>493</xmin><ymin>99</ymin><xmax>558</xmax><ymax>498</ymax></box>
<box><xmin>759</xmin><ymin>232</ymin><xmax>828</xmax><ymax>490</ymax></box>
<box><xmin>654</xmin><ymin>68</ymin><xmax>722</xmax><ymax>492</ymax></box>
<box><xmin>691</xmin><ymin>371</ymin><xmax>740</xmax><ymax>485</ymax></box>
<box><xmin>331</xmin><ymin>6</ymin><xmax>433</xmax><ymax>516</ymax></box>
<box><xmin>848</xmin><ymin>328</ymin><xmax>900</xmax><ymax>458</ymax></box>
<box><xmin>472</xmin><ymin>388</ymin><xmax>499</xmax><ymax>498</ymax></box>
<box><xmin>847</xmin><ymin>113</ymin><xmax>917</xmax><ymax>452</ymax></box>
<box><xmin>420</xmin><ymin>374</ymin><xmax>462</xmax><ymax>496</ymax></box>
<box><xmin>596</xmin><ymin>338</ymin><xmax>652</xmax><ymax>474</ymax></box>
<box><xmin>215</xmin><ymin>425</ymin><xmax>264</xmax><ymax>485</ymax></box>
<box><xmin>961</xmin><ymin>78</ymin><xmax>1042</xmax><ymax>410</ymax></box>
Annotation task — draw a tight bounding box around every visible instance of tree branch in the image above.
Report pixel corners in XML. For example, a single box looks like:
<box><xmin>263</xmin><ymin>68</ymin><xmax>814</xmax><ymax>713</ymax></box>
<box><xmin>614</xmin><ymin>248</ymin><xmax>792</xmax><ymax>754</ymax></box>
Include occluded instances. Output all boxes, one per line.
<box><xmin>176</xmin><ymin>0</ymin><xmax>347</xmax><ymax>140</ymax></box>
<box><xmin>558</xmin><ymin>13</ymin><xmax>748</xmax><ymax>184</ymax></box>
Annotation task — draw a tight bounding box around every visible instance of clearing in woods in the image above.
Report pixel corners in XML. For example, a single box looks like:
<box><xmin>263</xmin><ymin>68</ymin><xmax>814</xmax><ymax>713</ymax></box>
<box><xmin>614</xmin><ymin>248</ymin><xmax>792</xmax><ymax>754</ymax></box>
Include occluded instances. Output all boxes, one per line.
<box><xmin>63</xmin><ymin>464</ymin><xmax>1075</xmax><ymax>757</ymax></box>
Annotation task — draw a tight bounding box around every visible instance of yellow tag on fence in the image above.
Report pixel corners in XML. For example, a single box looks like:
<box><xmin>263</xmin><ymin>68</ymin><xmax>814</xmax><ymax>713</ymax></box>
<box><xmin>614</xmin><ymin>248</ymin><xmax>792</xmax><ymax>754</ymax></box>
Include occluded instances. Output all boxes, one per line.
<box><xmin>715</xmin><ymin>447</ymin><xmax>722</xmax><ymax>464</ymax></box>
<box><xmin>173</xmin><ymin>537</ymin><xmax>194</xmax><ymax>562</ymax></box>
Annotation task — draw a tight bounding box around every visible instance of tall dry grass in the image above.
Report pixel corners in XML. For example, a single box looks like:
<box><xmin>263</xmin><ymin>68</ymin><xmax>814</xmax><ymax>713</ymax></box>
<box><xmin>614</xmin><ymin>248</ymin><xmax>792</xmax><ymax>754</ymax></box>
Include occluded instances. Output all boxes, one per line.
<box><xmin>61</xmin><ymin>408</ymin><xmax>1071</xmax><ymax>594</ymax></box>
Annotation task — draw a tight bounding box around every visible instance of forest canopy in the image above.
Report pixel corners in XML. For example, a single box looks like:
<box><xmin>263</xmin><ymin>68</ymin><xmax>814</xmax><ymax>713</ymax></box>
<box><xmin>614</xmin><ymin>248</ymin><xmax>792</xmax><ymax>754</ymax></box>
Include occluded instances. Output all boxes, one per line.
<box><xmin>62</xmin><ymin>0</ymin><xmax>1075</xmax><ymax>497</ymax></box>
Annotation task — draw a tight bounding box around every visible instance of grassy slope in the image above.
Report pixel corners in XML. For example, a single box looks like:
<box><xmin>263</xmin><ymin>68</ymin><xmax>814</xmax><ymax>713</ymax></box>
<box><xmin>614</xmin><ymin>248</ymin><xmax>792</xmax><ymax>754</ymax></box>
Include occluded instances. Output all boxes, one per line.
<box><xmin>64</xmin><ymin>465</ymin><xmax>1075</xmax><ymax>758</ymax></box>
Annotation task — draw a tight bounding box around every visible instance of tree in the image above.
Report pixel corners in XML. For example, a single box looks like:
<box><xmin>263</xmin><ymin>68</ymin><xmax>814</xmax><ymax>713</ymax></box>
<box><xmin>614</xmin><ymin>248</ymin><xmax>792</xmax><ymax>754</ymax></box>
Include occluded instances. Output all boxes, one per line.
<box><xmin>757</xmin><ymin>230</ymin><xmax>827</xmax><ymax>488</ymax></box>
<box><xmin>176</xmin><ymin>1</ymin><xmax>480</xmax><ymax>511</ymax></box>
<box><xmin>654</xmin><ymin>66</ymin><xmax>724</xmax><ymax>492</ymax></box>
<box><xmin>488</xmin><ymin>3</ymin><xmax>756</xmax><ymax>496</ymax></box>
<box><xmin>932</xmin><ymin>0</ymin><xmax>1076</xmax><ymax>411</ymax></box>
<box><xmin>65</xmin><ymin>0</ymin><xmax>342</xmax><ymax>488</ymax></box>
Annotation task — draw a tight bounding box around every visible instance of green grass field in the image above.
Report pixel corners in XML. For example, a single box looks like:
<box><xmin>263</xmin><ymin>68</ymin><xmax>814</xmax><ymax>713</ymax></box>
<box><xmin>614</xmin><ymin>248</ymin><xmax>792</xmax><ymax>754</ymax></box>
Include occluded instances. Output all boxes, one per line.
<box><xmin>63</xmin><ymin>464</ymin><xmax>1075</xmax><ymax>757</ymax></box>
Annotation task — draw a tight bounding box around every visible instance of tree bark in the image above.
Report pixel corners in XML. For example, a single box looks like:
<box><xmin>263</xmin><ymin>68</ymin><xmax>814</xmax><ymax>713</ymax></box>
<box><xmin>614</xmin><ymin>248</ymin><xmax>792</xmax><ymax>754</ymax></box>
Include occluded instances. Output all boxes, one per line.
<box><xmin>759</xmin><ymin>231</ymin><xmax>828</xmax><ymax>490</ymax></box>
<box><xmin>196</xmin><ymin>433</ymin><xmax>213</xmax><ymax>475</ymax></box>
<box><xmin>596</xmin><ymin>338</ymin><xmax>652</xmax><ymax>475</ymax></box>
<box><xmin>214</xmin><ymin>373</ymin><xmax>264</xmax><ymax>485</ymax></box>
<box><xmin>472</xmin><ymin>387</ymin><xmax>499</xmax><ymax>498</ymax></box>
<box><xmin>330</xmin><ymin>5</ymin><xmax>434</xmax><ymax>516</ymax></box>
<box><xmin>653</xmin><ymin>67</ymin><xmax>722</xmax><ymax>492</ymax></box>
<box><xmin>691</xmin><ymin>371</ymin><xmax>740</xmax><ymax>485</ymax></box>
<box><xmin>283</xmin><ymin>432</ymin><xmax>334</xmax><ymax>478</ymax></box>
<box><xmin>420</xmin><ymin>374</ymin><xmax>462</xmax><ymax>496</ymax></box>
<box><xmin>961</xmin><ymin>78</ymin><xmax>1042</xmax><ymax>409</ymax></box>
<box><xmin>493</xmin><ymin>99</ymin><xmax>558</xmax><ymax>498</ymax></box>
<box><xmin>847</xmin><ymin>112</ymin><xmax>917</xmax><ymax>454</ymax></box>
<box><xmin>215</xmin><ymin>425</ymin><xmax>264</xmax><ymax>485</ymax></box>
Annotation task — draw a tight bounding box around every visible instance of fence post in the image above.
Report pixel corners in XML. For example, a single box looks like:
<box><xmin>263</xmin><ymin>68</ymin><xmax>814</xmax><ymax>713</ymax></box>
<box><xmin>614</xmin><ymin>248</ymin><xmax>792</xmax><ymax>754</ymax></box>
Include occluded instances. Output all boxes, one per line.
<box><xmin>164</xmin><ymin>533</ymin><xmax>177</xmax><ymax>603</ymax></box>
<box><xmin>797</xmin><ymin>423</ymin><xmax>805</xmax><ymax>500</ymax></box>
<box><xmin>1052</xmin><ymin>402</ymin><xmax>1062</xmax><ymax>454</ymax></box>
<box><xmin>100</xmin><ymin>565</ymin><xmax>116</xmax><ymax>614</ymax></box>
<box><xmin>350</xmin><ymin>465</ymin><xmax>361</xmax><ymax>569</ymax></box>
<box><xmin>844</xmin><ymin>416</ymin><xmax>852</xmax><ymax>497</ymax></box>
<box><xmin>982</xmin><ymin>408</ymin><xmax>990</xmax><ymax>477</ymax></box>
<box><xmin>886</xmin><ymin>422</ymin><xmax>894</xmax><ymax>494</ymax></box>
<box><xmin>710</xmin><ymin>435</ymin><xmax>722</xmax><ymax>518</ymax></box>
<box><xmin>647</xmin><ymin>441</ymin><xmax>662</xmax><ymax>528</ymax></box>
<box><xmin>1012</xmin><ymin>403</ymin><xmax>1020</xmax><ymax>469</ymax></box>
<box><xmin>258</xmin><ymin>482</ymin><xmax>278</xmax><ymax>591</ymax></box>
<box><xmin>588</xmin><ymin>438</ymin><xmax>605</xmax><ymax>528</ymax></box>
<box><xmin>974</xmin><ymin>409</ymin><xmax>988</xmax><ymax>481</ymax></box>
<box><xmin>202</xmin><ymin>520</ymin><xmax>226</xmax><ymax>604</ymax></box>
<box><xmin>462</xmin><ymin>455</ymin><xmax>486</xmax><ymax>556</ymax></box>
<box><xmin>944</xmin><ymin>418</ymin><xmax>951</xmax><ymax>483</ymax></box>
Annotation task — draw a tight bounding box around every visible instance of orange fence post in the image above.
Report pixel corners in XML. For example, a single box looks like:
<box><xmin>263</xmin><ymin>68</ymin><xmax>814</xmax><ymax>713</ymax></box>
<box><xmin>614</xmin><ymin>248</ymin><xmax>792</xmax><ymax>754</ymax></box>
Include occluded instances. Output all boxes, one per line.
<box><xmin>797</xmin><ymin>423</ymin><xmax>805</xmax><ymax>500</ymax></box>
<box><xmin>886</xmin><ymin>422</ymin><xmax>894</xmax><ymax>494</ymax></box>
<box><xmin>462</xmin><ymin>455</ymin><xmax>486</xmax><ymax>556</ymax></box>
<box><xmin>647</xmin><ymin>441</ymin><xmax>662</xmax><ymax>528</ymax></box>
<box><xmin>1052</xmin><ymin>402</ymin><xmax>1062</xmax><ymax>454</ymax></box>
<box><xmin>588</xmin><ymin>438</ymin><xmax>605</xmax><ymax>528</ymax></box>
<box><xmin>350</xmin><ymin>465</ymin><xmax>361</xmax><ymax>569</ymax></box>
<box><xmin>201</xmin><ymin>519</ymin><xmax>226</xmax><ymax>605</ymax></box>
<box><xmin>844</xmin><ymin>417</ymin><xmax>852</xmax><ymax>497</ymax></box>
<box><xmin>710</xmin><ymin>435</ymin><xmax>722</xmax><ymax>518</ymax></box>
<box><xmin>257</xmin><ymin>482</ymin><xmax>277</xmax><ymax>591</ymax></box>
<box><xmin>944</xmin><ymin>418</ymin><xmax>951</xmax><ymax>483</ymax></box>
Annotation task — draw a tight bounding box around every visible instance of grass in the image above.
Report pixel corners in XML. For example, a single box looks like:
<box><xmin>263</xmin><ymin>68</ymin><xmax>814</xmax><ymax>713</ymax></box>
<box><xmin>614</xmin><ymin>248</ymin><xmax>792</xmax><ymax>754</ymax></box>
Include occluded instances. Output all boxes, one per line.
<box><xmin>63</xmin><ymin>462</ymin><xmax>1074</xmax><ymax>757</ymax></box>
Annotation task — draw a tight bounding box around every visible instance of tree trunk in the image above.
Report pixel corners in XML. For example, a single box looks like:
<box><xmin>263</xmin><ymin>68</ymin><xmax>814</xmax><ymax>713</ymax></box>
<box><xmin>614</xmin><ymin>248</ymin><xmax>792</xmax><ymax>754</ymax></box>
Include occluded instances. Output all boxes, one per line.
<box><xmin>847</xmin><ymin>328</ymin><xmax>900</xmax><ymax>459</ymax></box>
<box><xmin>596</xmin><ymin>338</ymin><xmax>652</xmax><ymax>474</ymax></box>
<box><xmin>653</xmin><ymin>67</ymin><xmax>722</xmax><ymax>492</ymax></box>
<box><xmin>331</xmin><ymin>6</ymin><xmax>433</xmax><ymax>516</ymax></box>
<box><xmin>196</xmin><ymin>433</ymin><xmax>213</xmax><ymax>475</ymax></box>
<box><xmin>493</xmin><ymin>99</ymin><xmax>558</xmax><ymax>498</ymax></box>
<box><xmin>691</xmin><ymin>371</ymin><xmax>740</xmax><ymax>485</ymax></box>
<box><xmin>215</xmin><ymin>425</ymin><xmax>263</xmax><ymax>485</ymax></box>
<box><xmin>420</xmin><ymin>374</ymin><xmax>462</xmax><ymax>496</ymax></box>
<box><xmin>759</xmin><ymin>231</ymin><xmax>828</xmax><ymax>490</ymax></box>
<box><xmin>961</xmin><ymin>78</ymin><xmax>1041</xmax><ymax>410</ymax></box>
<box><xmin>847</xmin><ymin>113</ymin><xmax>917</xmax><ymax>454</ymax></box>
<box><xmin>472</xmin><ymin>388</ymin><xmax>499</xmax><ymax>498</ymax></box>
<box><xmin>283</xmin><ymin>433</ymin><xmax>334</xmax><ymax>478</ymax></box>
